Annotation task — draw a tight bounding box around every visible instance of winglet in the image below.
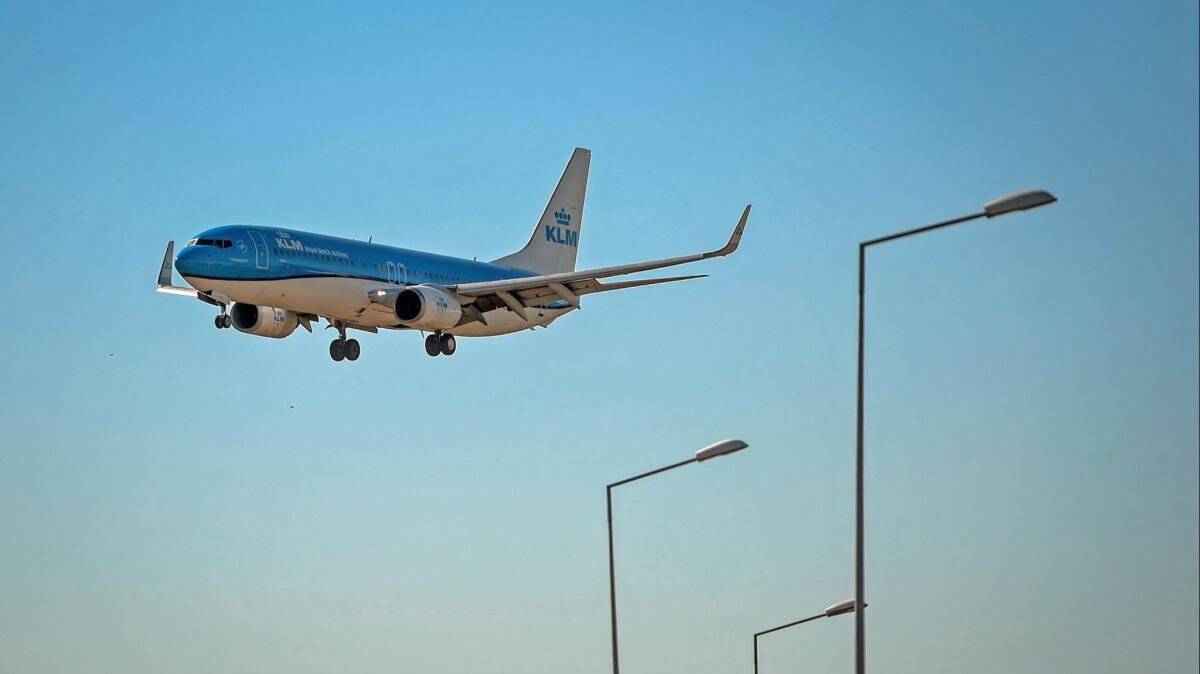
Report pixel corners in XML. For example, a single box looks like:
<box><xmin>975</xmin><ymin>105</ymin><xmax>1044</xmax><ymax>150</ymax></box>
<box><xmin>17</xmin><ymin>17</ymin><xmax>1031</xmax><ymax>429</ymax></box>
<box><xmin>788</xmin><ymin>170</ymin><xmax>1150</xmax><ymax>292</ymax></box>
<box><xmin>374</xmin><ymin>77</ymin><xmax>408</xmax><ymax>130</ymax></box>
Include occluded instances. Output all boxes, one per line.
<box><xmin>704</xmin><ymin>204</ymin><xmax>750</xmax><ymax>259</ymax></box>
<box><xmin>158</xmin><ymin>241</ymin><xmax>175</xmax><ymax>286</ymax></box>
<box><xmin>155</xmin><ymin>241</ymin><xmax>208</xmax><ymax>300</ymax></box>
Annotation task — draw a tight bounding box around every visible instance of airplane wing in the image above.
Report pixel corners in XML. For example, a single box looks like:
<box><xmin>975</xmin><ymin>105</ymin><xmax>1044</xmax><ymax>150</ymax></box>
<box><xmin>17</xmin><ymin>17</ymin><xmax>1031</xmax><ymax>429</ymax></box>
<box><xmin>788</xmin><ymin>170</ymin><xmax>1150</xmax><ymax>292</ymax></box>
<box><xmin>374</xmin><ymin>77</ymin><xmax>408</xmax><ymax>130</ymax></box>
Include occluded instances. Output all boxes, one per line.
<box><xmin>447</xmin><ymin>204</ymin><xmax>748</xmax><ymax>316</ymax></box>
<box><xmin>365</xmin><ymin>204</ymin><xmax>748</xmax><ymax>324</ymax></box>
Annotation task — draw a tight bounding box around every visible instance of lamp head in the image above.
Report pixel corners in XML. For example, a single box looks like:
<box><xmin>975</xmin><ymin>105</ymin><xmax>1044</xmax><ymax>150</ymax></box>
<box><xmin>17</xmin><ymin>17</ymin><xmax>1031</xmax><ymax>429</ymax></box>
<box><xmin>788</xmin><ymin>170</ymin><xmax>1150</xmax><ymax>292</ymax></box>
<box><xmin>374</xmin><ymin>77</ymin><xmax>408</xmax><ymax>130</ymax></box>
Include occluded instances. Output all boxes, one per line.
<box><xmin>695</xmin><ymin>439</ymin><xmax>749</xmax><ymax>462</ymax></box>
<box><xmin>982</xmin><ymin>190</ymin><xmax>1057</xmax><ymax>218</ymax></box>
<box><xmin>824</xmin><ymin>599</ymin><xmax>865</xmax><ymax>617</ymax></box>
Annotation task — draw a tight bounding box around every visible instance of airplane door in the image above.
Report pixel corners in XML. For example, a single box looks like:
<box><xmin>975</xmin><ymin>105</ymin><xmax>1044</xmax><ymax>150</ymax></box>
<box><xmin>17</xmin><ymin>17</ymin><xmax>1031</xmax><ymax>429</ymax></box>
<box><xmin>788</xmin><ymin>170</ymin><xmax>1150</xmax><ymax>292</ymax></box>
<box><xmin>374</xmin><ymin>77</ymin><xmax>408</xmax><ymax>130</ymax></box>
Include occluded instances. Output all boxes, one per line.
<box><xmin>386</xmin><ymin>261</ymin><xmax>396</xmax><ymax>284</ymax></box>
<box><xmin>247</xmin><ymin>231</ymin><xmax>269</xmax><ymax>270</ymax></box>
<box><xmin>396</xmin><ymin>263</ymin><xmax>406</xmax><ymax>286</ymax></box>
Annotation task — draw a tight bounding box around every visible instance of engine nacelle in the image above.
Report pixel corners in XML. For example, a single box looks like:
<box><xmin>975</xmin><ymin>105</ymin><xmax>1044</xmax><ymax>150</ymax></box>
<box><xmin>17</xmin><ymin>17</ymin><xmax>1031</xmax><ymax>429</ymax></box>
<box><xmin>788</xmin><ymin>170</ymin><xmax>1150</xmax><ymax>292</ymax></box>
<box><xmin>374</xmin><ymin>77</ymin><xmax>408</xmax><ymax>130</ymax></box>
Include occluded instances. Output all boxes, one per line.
<box><xmin>230</xmin><ymin>303</ymin><xmax>300</xmax><ymax>339</ymax></box>
<box><xmin>394</xmin><ymin>285</ymin><xmax>462</xmax><ymax>330</ymax></box>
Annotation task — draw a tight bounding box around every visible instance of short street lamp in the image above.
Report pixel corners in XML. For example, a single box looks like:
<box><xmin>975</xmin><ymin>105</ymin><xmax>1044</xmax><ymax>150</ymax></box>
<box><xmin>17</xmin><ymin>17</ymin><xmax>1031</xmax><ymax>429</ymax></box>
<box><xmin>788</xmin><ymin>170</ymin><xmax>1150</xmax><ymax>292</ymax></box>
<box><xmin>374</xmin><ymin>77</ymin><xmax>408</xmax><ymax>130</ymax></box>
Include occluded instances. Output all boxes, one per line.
<box><xmin>753</xmin><ymin>599</ymin><xmax>862</xmax><ymax>674</ymax></box>
<box><xmin>607</xmin><ymin>439</ymin><xmax>750</xmax><ymax>674</ymax></box>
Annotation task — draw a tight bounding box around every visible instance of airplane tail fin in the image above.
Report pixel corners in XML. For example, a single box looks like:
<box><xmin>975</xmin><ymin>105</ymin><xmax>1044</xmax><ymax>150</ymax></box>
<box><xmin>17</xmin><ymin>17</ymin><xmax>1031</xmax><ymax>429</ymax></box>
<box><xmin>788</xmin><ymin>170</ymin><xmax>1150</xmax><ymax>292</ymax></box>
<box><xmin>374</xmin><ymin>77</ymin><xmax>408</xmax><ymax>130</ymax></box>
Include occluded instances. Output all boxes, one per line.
<box><xmin>492</xmin><ymin>147</ymin><xmax>590</xmax><ymax>275</ymax></box>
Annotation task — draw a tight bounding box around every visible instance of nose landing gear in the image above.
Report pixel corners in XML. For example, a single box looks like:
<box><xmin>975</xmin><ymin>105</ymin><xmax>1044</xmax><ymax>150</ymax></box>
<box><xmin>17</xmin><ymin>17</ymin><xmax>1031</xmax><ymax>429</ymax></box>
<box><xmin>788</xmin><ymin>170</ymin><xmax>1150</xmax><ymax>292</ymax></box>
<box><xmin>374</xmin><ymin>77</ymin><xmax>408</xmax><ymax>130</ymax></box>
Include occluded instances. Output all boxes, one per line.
<box><xmin>425</xmin><ymin>332</ymin><xmax>457</xmax><ymax>357</ymax></box>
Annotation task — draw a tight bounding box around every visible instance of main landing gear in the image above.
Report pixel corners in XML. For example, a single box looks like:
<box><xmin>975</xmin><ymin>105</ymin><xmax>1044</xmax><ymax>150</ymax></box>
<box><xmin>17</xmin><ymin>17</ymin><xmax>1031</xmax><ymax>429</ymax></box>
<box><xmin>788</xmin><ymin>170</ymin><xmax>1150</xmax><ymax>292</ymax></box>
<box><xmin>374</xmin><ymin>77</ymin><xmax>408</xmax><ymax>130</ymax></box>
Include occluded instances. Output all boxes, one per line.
<box><xmin>425</xmin><ymin>332</ymin><xmax>456</xmax><ymax>357</ymax></box>
<box><xmin>329</xmin><ymin>323</ymin><xmax>360</xmax><ymax>363</ymax></box>
<box><xmin>213</xmin><ymin>308</ymin><xmax>231</xmax><ymax>329</ymax></box>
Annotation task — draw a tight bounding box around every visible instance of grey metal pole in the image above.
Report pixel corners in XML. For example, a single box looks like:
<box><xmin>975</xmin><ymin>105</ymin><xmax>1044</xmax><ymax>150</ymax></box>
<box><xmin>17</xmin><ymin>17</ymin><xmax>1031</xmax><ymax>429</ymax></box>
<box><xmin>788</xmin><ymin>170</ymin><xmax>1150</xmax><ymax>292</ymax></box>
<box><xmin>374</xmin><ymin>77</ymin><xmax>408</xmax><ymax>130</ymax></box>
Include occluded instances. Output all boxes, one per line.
<box><xmin>853</xmin><ymin>191</ymin><xmax>1055</xmax><ymax>672</ymax></box>
<box><xmin>855</xmin><ymin>210</ymin><xmax>990</xmax><ymax>674</ymax></box>
<box><xmin>607</xmin><ymin>485</ymin><xmax>620</xmax><ymax>674</ymax></box>
<box><xmin>855</xmin><ymin>243</ymin><xmax>867</xmax><ymax>674</ymax></box>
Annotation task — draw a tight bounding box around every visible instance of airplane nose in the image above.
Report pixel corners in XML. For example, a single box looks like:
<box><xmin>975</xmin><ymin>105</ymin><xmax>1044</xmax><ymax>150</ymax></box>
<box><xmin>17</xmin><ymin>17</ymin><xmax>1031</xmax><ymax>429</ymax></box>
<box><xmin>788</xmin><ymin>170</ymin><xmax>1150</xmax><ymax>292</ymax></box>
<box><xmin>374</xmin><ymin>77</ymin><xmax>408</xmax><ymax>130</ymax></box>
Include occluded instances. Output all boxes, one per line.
<box><xmin>174</xmin><ymin>246</ymin><xmax>200</xmax><ymax>275</ymax></box>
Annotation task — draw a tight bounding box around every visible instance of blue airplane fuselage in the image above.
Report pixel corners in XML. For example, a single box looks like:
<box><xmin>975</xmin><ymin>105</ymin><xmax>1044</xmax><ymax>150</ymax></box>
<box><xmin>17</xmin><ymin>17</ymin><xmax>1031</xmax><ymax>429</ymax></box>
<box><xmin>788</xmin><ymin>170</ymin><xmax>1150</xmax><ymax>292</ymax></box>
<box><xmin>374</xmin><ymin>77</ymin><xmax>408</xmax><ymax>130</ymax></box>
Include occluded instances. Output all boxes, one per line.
<box><xmin>174</xmin><ymin>224</ymin><xmax>534</xmax><ymax>287</ymax></box>
<box><xmin>172</xmin><ymin>224</ymin><xmax>571</xmax><ymax>337</ymax></box>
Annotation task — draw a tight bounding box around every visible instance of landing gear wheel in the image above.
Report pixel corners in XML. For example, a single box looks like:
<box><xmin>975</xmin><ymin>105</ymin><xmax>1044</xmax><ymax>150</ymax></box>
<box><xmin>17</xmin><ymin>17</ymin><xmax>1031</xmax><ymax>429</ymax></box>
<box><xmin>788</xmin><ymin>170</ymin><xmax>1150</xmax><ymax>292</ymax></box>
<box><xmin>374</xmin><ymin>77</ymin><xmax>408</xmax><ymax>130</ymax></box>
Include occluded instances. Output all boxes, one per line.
<box><xmin>424</xmin><ymin>334</ymin><xmax>441</xmax><ymax>357</ymax></box>
<box><xmin>214</xmin><ymin>315</ymin><xmax>224</xmax><ymax>329</ymax></box>
<box><xmin>344</xmin><ymin>338</ymin><xmax>361</xmax><ymax>361</ymax></box>
<box><xmin>222</xmin><ymin>314</ymin><xmax>232</xmax><ymax>329</ymax></box>
<box><xmin>329</xmin><ymin>339</ymin><xmax>346</xmax><ymax>362</ymax></box>
<box><xmin>439</xmin><ymin>333</ymin><xmax>456</xmax><ymax>356</ymax></box>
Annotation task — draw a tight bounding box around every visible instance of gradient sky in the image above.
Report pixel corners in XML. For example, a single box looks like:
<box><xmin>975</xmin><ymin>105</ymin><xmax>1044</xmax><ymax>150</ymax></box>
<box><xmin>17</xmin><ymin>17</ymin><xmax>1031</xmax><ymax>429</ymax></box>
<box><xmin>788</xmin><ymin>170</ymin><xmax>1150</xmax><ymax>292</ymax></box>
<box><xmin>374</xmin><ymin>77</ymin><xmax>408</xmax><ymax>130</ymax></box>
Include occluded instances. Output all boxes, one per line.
<box><xmin>1</xmin><ymin>2</ymin><xmax>1196</xmax><ymax>673</ymax></box>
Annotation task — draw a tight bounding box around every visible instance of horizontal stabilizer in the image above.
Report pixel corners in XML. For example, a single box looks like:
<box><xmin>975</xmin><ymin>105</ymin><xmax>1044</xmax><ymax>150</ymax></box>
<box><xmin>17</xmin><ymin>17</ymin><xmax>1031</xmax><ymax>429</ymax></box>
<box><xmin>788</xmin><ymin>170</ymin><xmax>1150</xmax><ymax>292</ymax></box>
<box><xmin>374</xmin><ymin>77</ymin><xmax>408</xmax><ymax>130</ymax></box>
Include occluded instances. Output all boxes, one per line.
<box><xmin>589</xmin><ymin>274</ymin><xmax>707</xmax><ymax>293</ymax></box>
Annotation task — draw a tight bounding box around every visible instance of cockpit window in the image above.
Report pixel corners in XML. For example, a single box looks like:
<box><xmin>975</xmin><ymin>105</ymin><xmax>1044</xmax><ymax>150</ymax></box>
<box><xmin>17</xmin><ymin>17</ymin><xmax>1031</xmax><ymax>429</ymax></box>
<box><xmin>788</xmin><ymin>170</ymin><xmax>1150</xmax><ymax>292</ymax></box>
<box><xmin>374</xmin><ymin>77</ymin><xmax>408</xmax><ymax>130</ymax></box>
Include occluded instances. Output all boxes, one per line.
<box><xmin>188</xmin><ymin>238</ymin><xmax>233</xmax><ymax>248</ymax></box>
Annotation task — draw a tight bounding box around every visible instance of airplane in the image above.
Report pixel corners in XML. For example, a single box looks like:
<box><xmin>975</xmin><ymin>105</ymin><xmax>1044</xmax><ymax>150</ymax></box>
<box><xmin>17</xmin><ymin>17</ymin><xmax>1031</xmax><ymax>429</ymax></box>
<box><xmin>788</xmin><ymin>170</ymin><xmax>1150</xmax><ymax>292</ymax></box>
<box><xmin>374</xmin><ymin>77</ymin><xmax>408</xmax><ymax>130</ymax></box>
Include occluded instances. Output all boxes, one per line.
<box><xmin>156</xmin><ymin>147</ymin><xmax>750</xmax><ymax>362</ymax></box>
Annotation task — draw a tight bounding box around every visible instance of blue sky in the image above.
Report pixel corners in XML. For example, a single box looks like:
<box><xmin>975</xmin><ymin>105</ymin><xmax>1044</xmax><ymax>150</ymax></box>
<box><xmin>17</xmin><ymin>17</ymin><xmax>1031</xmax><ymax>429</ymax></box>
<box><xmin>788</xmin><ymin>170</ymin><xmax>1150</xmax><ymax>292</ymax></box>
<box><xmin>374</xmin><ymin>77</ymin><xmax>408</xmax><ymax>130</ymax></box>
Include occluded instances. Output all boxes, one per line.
<box><xmin>0</xmin><ymin>2</ymin><xmax>1196</xmax><ymax>672</ymax></box>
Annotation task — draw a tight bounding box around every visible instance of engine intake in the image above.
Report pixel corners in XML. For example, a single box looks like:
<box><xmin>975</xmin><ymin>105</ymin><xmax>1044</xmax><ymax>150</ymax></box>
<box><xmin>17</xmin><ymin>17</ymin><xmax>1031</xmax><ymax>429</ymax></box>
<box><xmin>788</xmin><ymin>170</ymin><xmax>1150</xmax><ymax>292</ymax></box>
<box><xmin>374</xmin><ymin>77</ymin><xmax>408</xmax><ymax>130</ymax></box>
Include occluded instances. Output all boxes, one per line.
<box><xmin>394</xmin><ymin>286</ymin><xmax>462</xmax><ymax>330</ymax></box>
<box><xmin>231</xmin><ymin>303</ymin><xmax>300</xmax><ymax>339</ymax></box>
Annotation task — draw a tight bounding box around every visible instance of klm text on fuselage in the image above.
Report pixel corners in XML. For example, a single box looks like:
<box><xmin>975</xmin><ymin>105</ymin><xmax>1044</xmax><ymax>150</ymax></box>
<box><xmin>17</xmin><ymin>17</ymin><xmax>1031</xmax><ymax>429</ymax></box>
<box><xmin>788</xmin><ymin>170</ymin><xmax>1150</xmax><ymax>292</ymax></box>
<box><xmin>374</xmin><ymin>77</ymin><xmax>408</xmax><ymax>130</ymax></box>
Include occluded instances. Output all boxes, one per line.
<box><xmin>545</xmin><ymin>225</ymin><xmax>578</xmax><ymax>247</ymax></box>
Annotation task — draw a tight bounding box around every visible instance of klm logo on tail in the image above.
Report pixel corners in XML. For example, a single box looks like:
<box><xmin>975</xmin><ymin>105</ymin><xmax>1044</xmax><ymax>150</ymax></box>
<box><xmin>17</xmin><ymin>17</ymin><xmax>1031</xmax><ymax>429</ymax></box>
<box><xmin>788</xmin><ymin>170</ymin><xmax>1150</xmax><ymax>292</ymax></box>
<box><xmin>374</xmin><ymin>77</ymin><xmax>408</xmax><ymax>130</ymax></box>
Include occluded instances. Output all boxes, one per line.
<box><xmin>546</xmin><ymin>207</ymin><xmax>577</xmax><ymax>247</ymax></box>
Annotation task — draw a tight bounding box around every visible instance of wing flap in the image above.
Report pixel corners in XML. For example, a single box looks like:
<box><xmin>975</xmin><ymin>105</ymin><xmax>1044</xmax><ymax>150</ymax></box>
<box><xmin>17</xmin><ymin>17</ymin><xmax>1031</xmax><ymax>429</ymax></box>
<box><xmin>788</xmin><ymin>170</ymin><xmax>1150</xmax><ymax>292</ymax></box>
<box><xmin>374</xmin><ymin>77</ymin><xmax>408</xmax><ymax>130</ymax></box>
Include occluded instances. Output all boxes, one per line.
<box><xmin>506</xmin><ymin>273</ymin><xmax>706</xmax><ymax>307</ymax></box>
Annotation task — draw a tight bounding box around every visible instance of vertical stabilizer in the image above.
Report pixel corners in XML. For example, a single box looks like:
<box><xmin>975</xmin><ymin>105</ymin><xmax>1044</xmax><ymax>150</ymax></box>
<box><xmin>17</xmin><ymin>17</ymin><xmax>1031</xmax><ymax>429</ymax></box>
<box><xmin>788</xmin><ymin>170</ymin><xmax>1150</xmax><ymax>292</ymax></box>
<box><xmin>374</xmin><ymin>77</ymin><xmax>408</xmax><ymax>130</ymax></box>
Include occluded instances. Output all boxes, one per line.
<box><xmin>492</xmin><ymin>147</ymin><xmax>590</xmax><ymax>274</ymax></box>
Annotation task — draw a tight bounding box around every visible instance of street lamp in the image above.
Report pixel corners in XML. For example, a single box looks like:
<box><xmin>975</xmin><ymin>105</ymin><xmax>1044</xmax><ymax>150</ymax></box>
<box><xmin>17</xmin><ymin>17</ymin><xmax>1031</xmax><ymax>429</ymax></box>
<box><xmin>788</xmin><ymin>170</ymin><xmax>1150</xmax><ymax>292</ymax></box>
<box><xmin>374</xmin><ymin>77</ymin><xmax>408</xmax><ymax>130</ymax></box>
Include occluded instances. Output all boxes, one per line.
<box><xmin>754</xmin><ymin>599</ymin><xmax>863</xmax><ymax>674</ymax></box>
<box><xmin>607</xmin><ymin>438</ymin><xmax>750</xmax><ymax>674</ymax></box>
<box><xmin>854</xmin><ymin>189</ymin><xmax>1056</xmax><ymax>674</ymax></box>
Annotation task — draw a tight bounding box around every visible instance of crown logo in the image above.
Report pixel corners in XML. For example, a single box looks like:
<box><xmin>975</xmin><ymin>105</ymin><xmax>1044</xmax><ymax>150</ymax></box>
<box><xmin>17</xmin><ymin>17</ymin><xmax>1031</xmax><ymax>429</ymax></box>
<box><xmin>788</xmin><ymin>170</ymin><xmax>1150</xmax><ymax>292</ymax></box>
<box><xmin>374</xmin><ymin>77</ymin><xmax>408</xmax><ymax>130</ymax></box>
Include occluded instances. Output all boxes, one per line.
<box><xmin>554</xmin><ymin>209</ymin><xmax>571</xmax><ymax>227</ymax></box>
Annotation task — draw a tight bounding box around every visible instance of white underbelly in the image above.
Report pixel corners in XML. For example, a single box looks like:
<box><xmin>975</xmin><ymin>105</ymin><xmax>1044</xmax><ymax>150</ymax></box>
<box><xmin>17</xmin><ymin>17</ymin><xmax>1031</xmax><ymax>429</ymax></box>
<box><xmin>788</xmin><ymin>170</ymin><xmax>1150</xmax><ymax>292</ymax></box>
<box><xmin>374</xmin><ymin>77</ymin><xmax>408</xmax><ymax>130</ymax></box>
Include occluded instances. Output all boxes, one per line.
<box><xmin>182</xmin><ymin>275</ymin><xmax>387</xmax><ymax>322</ymax></box>
<box><xmin>182</xmin><ymin>274</ymin><xmax>573</xmax><ymax>335</ymax></box>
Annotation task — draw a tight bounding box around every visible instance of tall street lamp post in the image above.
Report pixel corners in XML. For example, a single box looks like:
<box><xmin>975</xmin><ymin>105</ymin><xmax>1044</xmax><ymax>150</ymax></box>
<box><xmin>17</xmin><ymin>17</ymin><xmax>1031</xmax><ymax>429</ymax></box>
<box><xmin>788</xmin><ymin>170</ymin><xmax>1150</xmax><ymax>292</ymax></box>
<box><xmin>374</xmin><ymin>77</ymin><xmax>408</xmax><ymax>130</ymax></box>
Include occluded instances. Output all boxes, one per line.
<box><xmin>754</xmin><ymin>599</ymin><xmax>862</xmax><ymax>674</ymax></box>
<box><xmin>854</xmin><ymin>189</ymin><xmax>1057</xmax><ymax>674</ymax></box>
<box><xmin>607</xmin><ymin>438</ymin><xmax>750</xmax><ymax>674</ymax></box>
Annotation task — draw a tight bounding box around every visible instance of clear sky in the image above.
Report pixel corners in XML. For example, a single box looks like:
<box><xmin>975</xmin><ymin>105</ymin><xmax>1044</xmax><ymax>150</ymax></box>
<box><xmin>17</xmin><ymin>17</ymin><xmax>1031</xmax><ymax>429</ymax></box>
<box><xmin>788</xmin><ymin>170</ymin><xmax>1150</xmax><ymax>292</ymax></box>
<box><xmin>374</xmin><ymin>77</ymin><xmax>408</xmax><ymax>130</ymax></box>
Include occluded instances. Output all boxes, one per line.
<box><xmin>0</xmin><ymin>2</ymin><xmax>1196</xmax><ymax>673</ymax></box>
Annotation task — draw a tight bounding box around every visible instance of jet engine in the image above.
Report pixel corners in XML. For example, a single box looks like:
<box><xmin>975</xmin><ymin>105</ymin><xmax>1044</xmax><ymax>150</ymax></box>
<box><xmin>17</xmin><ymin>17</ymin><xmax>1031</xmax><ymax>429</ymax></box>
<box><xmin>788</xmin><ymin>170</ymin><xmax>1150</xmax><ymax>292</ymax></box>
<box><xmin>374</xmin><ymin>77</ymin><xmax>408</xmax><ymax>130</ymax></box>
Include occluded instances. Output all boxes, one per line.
<box><xmin>394</xmin><ymin>285</ymin><xmax>462</xmax><ymax>330</ymax></box>
<box><xmin>230</xmin><ymin>303</ymin><xmax>300</xmax><ymax>339</ymax></box>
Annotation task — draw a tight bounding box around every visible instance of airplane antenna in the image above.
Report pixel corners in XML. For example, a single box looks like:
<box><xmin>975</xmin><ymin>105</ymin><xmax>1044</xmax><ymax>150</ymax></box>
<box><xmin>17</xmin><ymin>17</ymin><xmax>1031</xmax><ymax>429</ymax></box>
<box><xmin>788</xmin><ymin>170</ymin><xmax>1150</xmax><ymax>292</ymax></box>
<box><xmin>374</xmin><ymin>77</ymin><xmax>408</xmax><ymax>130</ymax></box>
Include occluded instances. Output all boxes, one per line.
<box><xmin>368</xmin><ymin>235</ymin><xmax>373</xmax><ymax>243</ymax></box>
